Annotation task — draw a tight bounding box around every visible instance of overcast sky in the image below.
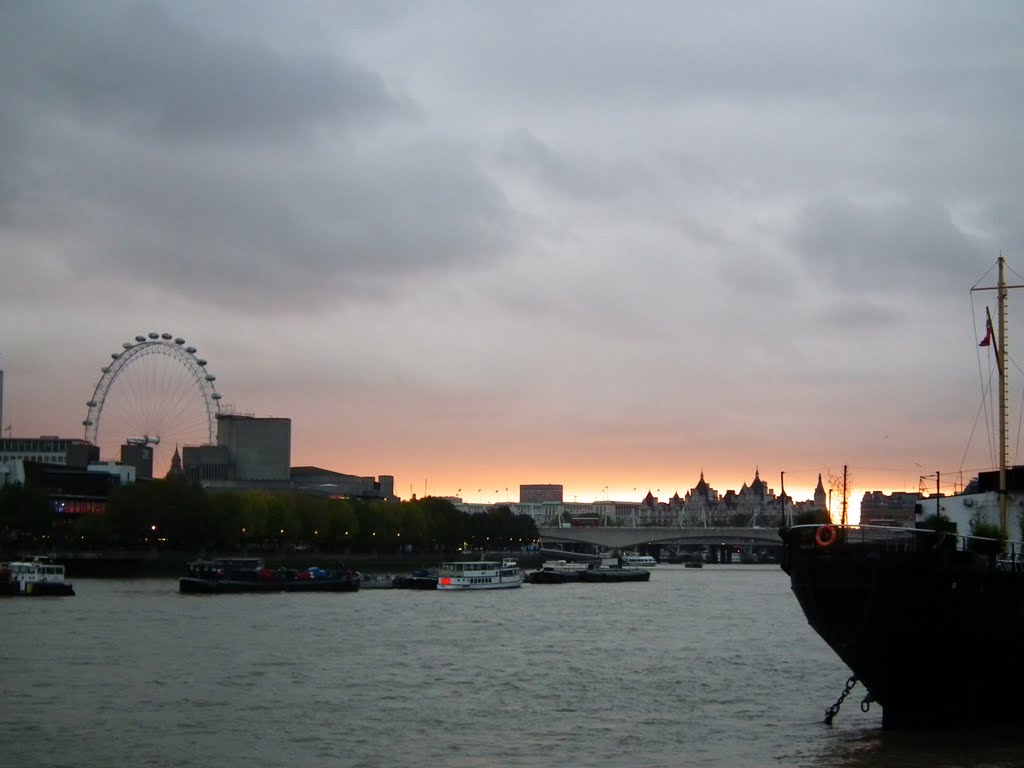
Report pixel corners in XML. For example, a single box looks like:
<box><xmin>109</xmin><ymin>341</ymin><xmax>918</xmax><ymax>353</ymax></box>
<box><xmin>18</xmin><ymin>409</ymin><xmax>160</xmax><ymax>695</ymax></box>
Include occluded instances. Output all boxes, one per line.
<box><xmin>2</xmin><ymin>1</ymin><xmax>1022</xmax><ymax>509</ymax></box>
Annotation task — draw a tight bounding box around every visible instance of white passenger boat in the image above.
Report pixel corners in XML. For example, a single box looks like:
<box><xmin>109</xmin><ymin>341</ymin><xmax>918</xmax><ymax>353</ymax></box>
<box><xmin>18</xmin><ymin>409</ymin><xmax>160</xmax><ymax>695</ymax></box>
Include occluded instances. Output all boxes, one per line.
<box><xmin>1</xmin><ymin>557</ymin><xmax>75</xmax><ymax>596</ymax></box>
<box><xmin>437</xmin><ymin>558</ymin><xmax>523</xmax><ymax>590</ymax></box>
<box><xmin>622</xmin><ymin>554</ymin><xmax>658</xmax><ymax>567</ymax></box>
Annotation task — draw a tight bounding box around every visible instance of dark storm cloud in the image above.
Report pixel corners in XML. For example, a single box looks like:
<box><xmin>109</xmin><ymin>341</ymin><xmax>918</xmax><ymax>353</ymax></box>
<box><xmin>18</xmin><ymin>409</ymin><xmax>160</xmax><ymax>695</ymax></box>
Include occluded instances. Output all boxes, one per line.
<box><xmin>0</xmin><ymin>2</ymin><xmax>517</xmax><ymax>310</ymax></box>
<box><xmin>0</xmin><ymin>3</ymin><xmax>406</xmax><ymax>143</ymax></box>
<box><xmin>31</xmin><ymin>134</ymin><xmax>514</xmax><ymax>308</ymax></box>
<box><xmin>793</xmin><ymin>198</ymin><xmax>990</xmax><ymax>296</ymax></box>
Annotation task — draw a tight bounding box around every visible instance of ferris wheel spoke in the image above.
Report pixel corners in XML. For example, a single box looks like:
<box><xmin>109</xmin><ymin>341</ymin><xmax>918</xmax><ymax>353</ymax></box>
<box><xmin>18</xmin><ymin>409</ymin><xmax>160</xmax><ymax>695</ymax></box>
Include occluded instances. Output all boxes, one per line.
<box><xmin>83</xmin><ymin>334</ymin><xmax>221</xmax><ymax>477</ymax></box>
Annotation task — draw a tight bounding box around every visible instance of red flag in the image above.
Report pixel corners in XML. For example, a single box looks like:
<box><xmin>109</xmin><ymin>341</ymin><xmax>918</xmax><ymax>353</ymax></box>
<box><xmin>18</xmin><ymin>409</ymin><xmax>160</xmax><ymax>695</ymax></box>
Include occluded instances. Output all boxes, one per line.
<box><xmin>979</xmin><ymin>316</ymin><xmax>993</xmax><ymax>347</ymax></box>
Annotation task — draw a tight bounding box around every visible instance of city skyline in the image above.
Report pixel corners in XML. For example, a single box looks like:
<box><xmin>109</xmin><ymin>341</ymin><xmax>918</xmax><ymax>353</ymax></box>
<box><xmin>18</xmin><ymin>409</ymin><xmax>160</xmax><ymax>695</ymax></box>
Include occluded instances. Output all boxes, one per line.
<box><xmin>2</xmin><ymin>3</ymin><xmax>1022</xmax><ymax>521</ymax></box>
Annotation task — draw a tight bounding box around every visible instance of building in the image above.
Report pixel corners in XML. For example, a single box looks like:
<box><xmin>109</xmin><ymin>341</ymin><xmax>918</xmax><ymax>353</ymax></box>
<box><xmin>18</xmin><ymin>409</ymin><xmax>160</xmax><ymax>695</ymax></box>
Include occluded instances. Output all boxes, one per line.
<box><xmin>511</xmin><ymin>500</ymin><xmax>567</xmax><ymax>525</ymax></box>
<box><xmin>458</xmin><ymin>471</ymin><xmax>835</xmax><ymax>529</ymax></box>
<box><xmin>679</xmin><ymin>471</ymin><xmax>721</xmax><ymax>526</ymax></box>
<box><xmin>182</xmin><ymin>444</ymin><xmax>231</xmax><ymax>482</ymax></box>
<box><xmin>214</xmin><ymin>414</ymin><xmax>290</xmax><ymax>481</ymax></box>
<box><xmin>175</xmin><ymin>414</ymin><xmax>397</xmax><ymax>501</ymax></box>
<box><xmin>88</xmin><ymin>460</ymin><xmax>137</xmax><ymax>485</ymax></box>
<box><xmin>290</xmin><ymin>466</ymin><xmax>397</xmax><ymax>501</ymax></box>
<box><xmin>120</xmin><ymin>441</ymin><xmax>154</xmax><ymax>480</ymax></box>
<box><xmin>0</xmin><ymin>436</ymin><xmax>99</xmax><ymax>469</ymax></box>
<box><xmin>860</xmin><ymin>490</ymin><xmax>919</xmax><ymax>526</ymax></box>
<box><xmin>0</xmin><ymin>458</ymin><xmax>24</xmax><ymax>488</ymax></box>
<box><xmin>21</xmin><ymin>460</ymin><xmax>124</xmax><ymax>516</ymax></box>
<box><xmin>520</xmin><ymin>484</ymin><xmax>563</xmax><ymax>504</ymax></box>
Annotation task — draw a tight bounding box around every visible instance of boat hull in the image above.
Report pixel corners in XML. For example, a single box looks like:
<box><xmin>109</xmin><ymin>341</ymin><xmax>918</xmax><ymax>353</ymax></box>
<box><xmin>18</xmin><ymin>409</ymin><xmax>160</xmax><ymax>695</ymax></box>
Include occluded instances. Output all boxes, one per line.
<box><xmin>781</xmin><ymin>524</ymin><xmax>1024</xmax><ymax>729</ymax></box>
<box><xmin>179</xmin><ymin>576</ymin><xmax>359</xmax><ymax>594</ymax></box>
<box><xmin>393</xmin><ymin>575</ymin><xmax>438</xmax><ymax>589</ymax></box>
<box><xmin>359</xmin><ymin>575</ymin><xmax>396</xmax><ymax>589</ymax></box>
<box><xmin>436</xmin><ymin>579</ymin><xmax>522</xmax><ymax>590</ymax></box>
<box><xmin>577</xmin><ymin>568</ymin><xmax>650</xmax><ymax>582</ymax></box>
<box><xmin>24</xmin><ymin>581</ymin><xmax>75</xmax><ymax>596</ymax></box>
<box><xmin>527</xmin><ymin>570</ymin><xmax>579</xmax><ymax>584</ymax></box>
<box><xmin>0</xmin><ymin>581</ymin><xmax>75</xmax><ymax>596</ymax></box>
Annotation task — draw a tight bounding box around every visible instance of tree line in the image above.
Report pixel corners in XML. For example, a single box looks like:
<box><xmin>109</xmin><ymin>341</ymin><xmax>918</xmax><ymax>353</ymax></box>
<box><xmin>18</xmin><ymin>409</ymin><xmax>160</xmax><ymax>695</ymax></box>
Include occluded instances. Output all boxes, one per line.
<box><xmin>0</xmin><ymin>478</ymin><xmax>539</xmax><ymax>555</ymax></box>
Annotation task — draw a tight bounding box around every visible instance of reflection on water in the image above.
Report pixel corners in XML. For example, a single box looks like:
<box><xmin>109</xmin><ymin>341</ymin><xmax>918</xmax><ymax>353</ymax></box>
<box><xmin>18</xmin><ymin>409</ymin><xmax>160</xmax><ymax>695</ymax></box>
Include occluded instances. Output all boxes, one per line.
<box><xmin>825</xmin><ymin>726</ymin><xmax>1024</xmax><ymax>768</ymax></box>
<box><xmin>1</xmin><ymin>565</ymin><xmax>1020</xmax><ymax>768</ymax></box>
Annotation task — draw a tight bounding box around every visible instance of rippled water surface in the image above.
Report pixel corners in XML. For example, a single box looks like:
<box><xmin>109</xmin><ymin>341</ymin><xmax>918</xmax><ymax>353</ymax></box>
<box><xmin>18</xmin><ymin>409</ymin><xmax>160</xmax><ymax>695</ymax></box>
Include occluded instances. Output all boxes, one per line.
<box><xmin>3</xmin><ymin>564</ymin><xmax>1021</xmax><ymax>767</ymax></box>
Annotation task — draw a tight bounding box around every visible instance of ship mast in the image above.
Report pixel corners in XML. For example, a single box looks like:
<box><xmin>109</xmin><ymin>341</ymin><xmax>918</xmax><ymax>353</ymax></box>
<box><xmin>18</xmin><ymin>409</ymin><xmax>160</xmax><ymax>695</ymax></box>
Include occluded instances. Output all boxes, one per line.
<box><xmin>972</xmin><ymin>256</ymin><xmax>1023</xmax><ymax>534</ymax></box>
<box><xmin>998</xmin><ymin>257</ymin><xmax>1008</xmax><ymax>534</ymax></box>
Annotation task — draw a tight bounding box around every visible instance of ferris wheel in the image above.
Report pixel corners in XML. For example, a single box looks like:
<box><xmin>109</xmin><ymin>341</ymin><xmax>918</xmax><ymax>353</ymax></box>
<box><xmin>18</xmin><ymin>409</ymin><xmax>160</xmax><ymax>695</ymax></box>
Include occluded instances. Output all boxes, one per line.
<box><xmin>82</xmin><ymin>332</ymin><xmax>222</xmax><ymax>478</ymax></box>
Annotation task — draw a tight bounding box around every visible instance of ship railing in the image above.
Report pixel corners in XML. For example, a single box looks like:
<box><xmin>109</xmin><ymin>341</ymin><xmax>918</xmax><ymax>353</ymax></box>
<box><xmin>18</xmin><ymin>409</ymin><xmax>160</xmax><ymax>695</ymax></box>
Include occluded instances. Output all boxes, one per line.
<box><xmin>790</xmin><ymin>523</ymin><xmax>1024</xmax><ymax>562</ymax></box>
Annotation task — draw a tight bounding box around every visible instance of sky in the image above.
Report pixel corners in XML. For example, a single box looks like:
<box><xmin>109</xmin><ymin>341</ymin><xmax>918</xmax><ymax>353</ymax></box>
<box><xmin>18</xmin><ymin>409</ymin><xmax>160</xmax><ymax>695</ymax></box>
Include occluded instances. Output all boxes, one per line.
<box><xmin>2</xmin><ymin>1</ymin><xmax>1023</xmax><ymax>515</ymax></box>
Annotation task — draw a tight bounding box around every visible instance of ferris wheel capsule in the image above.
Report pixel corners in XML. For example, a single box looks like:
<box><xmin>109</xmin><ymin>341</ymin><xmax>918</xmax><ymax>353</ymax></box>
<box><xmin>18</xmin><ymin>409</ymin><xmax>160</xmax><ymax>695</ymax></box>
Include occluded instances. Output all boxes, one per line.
<box><xmin>148</xmin><ymin>332</ymin><xmax>159</xmax><ymax>339</ymax></box>
<box><xmin>174</xmin><ymin>338</ymin><xmax>185</xmax><ymax>345</ymax></box>
<box><xmin>135</xmin><ymin>335</ymin><xmax>146</xmax><ymax>343</ymax></box>
<box><xmin>186</xmin><ymin>346</ymin><xmax>197</xmax><ymax>354</ymax></box>
<box><xmin>161</xmin><ymin>333</ymin><xmax>172</xmax><ymax>340</ymax></box>
<box><xmin>196</xmin><ymin>359</ymin><xmax>207</xmax><ymax>366</ymax></box>
<box><xmin>122</xmin><ymin>342</ymin><xmax>133</xmax><ymax>349</ymax></box>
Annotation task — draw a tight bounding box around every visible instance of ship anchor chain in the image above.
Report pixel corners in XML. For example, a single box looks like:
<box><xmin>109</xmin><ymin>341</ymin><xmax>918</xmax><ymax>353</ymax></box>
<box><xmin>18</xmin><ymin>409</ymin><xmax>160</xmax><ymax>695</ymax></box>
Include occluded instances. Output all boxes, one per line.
<box><xmin>822</xmin><ymin>675</ymin><xmax>875</xmax><ymax>724</ymax></box>
<box><xmin>822</xmin><ymin>675</ymin><xmax>862</xmax><ymax>724</ymax></box>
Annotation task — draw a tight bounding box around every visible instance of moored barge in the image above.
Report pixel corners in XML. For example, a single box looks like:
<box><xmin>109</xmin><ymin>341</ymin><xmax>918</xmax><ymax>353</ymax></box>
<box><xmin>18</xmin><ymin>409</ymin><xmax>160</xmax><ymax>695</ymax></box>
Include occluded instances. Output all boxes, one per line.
<box><xmin>179</xmin><ymin>558</ymin><xmax>360</xmax><ymax>594</ymax></box>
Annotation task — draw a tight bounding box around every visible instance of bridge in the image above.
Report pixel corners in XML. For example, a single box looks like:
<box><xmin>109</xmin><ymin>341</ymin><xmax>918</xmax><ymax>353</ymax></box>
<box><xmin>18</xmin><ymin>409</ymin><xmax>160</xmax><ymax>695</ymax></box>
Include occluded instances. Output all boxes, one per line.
<box><xmin>536</xmin><ymin>526</ymin><xmax>782</xmax><ymax>550</ymax></box>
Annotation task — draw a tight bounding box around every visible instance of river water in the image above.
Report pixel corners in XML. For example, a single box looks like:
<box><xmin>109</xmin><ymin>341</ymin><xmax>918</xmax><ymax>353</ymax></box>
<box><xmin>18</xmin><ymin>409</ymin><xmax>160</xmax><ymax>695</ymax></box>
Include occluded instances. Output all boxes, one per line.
<box><xmin>2</xmin><ymin>564</ymin><xmax>1020</xmax><ymax>768</ymax></box>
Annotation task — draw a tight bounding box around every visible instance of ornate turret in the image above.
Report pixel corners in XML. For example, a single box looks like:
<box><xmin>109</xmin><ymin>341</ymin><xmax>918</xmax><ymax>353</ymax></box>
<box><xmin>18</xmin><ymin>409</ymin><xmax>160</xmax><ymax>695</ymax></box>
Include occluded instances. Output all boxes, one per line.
<box><xmin>814</xmin><ymin>473</ymin><xmax>827</xmax><ymax>511</ymax></box>
<box><xmin>694</xmin><ymin>470</ymin><xmax>711</xmax><ymax>500</ymax></box>
<box><xmin>749</xmin><ymin>467</ymin><xmax>767</xmax><ymax>499</ymax></box>
<box><xmin>166</xmin><ymin>445</ymin><xmax>185</xmax><ymax>479</ymax></box>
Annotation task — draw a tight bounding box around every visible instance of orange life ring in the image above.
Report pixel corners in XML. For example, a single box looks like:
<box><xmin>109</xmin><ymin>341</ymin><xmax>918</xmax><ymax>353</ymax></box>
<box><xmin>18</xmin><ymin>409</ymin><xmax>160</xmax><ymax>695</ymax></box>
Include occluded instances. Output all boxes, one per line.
<box><xmin>815</xmin><ymin>524</ymin><xmax>838</xmax><ymax>548</ymax></box>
